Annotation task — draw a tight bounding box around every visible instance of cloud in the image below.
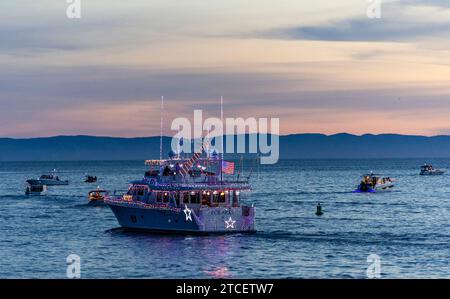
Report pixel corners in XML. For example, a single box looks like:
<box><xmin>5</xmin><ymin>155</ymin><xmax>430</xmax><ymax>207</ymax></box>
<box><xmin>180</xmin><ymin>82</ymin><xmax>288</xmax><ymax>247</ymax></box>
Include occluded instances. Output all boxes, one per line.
<box><xmin>403</xmin><ymin>0</ymin><xmax>450</xmax><ymax>8</ymax></box>
<box><xmin>0</xmin><ymin>65</ymin><xmax>307</xmax><ymax>105</ymax></box>
<box><xmin>264</xmin><ymin>18</ymin><xmax>450</xmax><ymax>43</ymax></box>
<box><xmin>0</xmin><ymin>18</ymin><xmax>153</xmax><ymax>54</ymax></box>
<box><xmin>0</xmin><ymin>1</ymin><xmax>194</xmax><ymax>55</ymax></box>
<box><xmin>2</xmin><ymin>1</ymin><xmax>450</xmax><ymax>137</ymax></box>
<box><xmin>256</xmin><ymin>1</ymin><xmax>450</xmax><ymax>43</ymax></box>
<box><xmin>1</xmin><ymin>62</ymin><xmax>450</xmax><ymax>137</ymax></box>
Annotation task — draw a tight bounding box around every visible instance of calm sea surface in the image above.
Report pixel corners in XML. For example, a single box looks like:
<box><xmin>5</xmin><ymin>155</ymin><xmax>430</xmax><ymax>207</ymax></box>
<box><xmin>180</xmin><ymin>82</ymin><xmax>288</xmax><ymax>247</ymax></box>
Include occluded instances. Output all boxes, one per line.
<box><xmin>0</xmin><ymin>159</ymin><xmax>449</xmax><ymax>278</ymax></box>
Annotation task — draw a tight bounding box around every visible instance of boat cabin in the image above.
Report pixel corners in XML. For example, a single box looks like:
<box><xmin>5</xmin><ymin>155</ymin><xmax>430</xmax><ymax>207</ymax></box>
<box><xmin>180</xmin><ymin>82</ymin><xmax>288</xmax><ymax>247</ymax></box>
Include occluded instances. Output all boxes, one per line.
<box><xmin>25</xmin><ymin>184</ymin><xmax>47</xmax><ymax>195</ymax></box>
<box><xmin>421</xmin><ymin>164</ymin><xmax>434</xmax><ymax>171</ymax></box>
<box><xmin>113</xmin><ymin>154</ymin><xmax>251</xmax><ymax>209</ymax></box>
<box><xmin>123</xmin><ymin>183</ymin><xmax>242</xmax><ymax>209</ymax></box>
<box><xmin>88</xmin><ymin>188</ymin><xmax>108</xmax><ymax>200</ymax></box>
<box><xmin>40</xmin><ymin>174</ymin><xmax>60</xmax><ymax>181</ymax></box>
<box><xmin>361</xmin><ymin>174</ymin><xmax>392</xmax><ymax>186</ymax></box>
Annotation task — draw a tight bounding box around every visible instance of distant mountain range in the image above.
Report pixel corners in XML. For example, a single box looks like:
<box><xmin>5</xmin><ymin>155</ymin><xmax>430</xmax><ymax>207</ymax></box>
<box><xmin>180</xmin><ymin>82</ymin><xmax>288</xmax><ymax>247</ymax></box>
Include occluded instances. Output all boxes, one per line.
<box><xmin>1</xmin><ymin>133</ymin><xmax>450</xmax><ymax>161</ymax></box>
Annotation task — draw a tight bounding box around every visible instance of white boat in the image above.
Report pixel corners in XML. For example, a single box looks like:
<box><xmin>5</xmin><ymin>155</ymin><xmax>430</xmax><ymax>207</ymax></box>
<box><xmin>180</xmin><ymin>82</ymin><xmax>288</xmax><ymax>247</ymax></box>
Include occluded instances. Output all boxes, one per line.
<box><xmin>38</xmin><ymin>174</ymin><xmax>69</xmax><ymax>186</ymax></box>
<box><xmin>105</xmin><ymin>157</ymin><xmax>255</xmax><ymax>234</ymax></box>
<box><xmin>25</xmin><ymin>181</ymin><xmax>48</xmax><ymax>196</ymax></box>
<box><xmin>420</xmin><ymin>164</ymin><xmax>446</xmax><ymax>175</ymax></box>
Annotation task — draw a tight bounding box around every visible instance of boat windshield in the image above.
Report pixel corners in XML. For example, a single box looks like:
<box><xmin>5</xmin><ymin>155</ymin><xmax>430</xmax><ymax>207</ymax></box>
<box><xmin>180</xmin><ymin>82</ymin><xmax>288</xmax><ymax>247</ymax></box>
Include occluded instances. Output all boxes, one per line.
<box><xmin>127</xmin><ymin>185</ymin><xmax>149</xmax><ymax>196</ymax></box>
<box><xmin>90</xmin><ymin>190</ymin><xmax>106</xmax><ymax>195</ymax></box>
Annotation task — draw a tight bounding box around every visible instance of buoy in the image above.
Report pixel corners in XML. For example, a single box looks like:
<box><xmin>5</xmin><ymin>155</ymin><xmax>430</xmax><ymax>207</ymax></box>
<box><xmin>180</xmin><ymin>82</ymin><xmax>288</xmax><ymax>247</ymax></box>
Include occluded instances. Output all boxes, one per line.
<box><xmin>316</xmin><ymin>202</ymin><xmax>323</xmax><ymax>216</ymax></box>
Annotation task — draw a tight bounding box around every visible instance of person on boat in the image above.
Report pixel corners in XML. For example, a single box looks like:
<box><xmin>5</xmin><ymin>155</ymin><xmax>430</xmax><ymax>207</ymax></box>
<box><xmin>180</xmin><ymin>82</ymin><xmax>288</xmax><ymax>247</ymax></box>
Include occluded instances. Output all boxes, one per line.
<box><xmin>163</xmin><ymin>165</ymin><xmax>171</xmax><ymax>176</ymax></box>
<box><xmin>359</xmin><ymin>181</ymin><xmax>368</xmax><ymax>192</ymax></box>
<box><xmin>175</xmin><ymin>162</ymin><xmax>181</xmax><ymax>175</ymax></box>
<box><xmin>359</xmin><ymin>176</ymin><xmax>372</xmax><ymax>192</ymax></box>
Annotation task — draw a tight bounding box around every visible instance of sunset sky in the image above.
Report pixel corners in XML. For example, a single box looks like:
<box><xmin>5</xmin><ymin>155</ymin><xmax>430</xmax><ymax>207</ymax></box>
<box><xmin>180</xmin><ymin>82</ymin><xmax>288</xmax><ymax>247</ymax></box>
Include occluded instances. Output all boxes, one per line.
<box><xmin>1</xmin><ymin>0</ymin><xmax>450</xmax><ymax>137</ymax></box>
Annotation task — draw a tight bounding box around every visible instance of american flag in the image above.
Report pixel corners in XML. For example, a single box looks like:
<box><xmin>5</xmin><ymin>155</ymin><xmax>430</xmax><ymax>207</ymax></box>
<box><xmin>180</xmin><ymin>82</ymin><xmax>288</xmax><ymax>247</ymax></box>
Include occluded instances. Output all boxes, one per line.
<box><xmin>222</xmin><ymin>161</ymin><xmax>235</xmax><ymax>174</ymax></box>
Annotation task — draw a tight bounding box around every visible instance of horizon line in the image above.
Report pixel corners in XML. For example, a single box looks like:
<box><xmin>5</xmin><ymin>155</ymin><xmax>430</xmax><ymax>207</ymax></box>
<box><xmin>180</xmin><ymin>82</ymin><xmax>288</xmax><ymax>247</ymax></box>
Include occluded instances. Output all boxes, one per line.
<box><xmin>2</xmin><ymin>132</ymin><xmax>450</xmax><ymax>140</ymax></box>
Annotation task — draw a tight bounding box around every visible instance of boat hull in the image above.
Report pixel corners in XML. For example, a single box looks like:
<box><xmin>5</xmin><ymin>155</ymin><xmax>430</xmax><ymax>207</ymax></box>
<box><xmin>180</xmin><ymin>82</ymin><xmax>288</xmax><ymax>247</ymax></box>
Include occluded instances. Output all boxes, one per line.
<box><xmin>355</xmin><ymin>183</ymin><xmax>394</xmax><ymax>193</ymax></box>
<box><xmin>88</xmin><ymin>199</ymin><xmax>106</xmax><ymax>206</ymax></box>
<box><xmin>106</xmin><ymin>201</ymin><xmax>256</xmax><ymax>234</ymax></box>
<box><xmin>25</xmin><ymin>180</ymin><xmax>48</xmax><ymax>195</ymax></box>
<box><xmin>420</xmin><ymin>170</ymin><xmax>446</xmax><ymax>175</ymax></box>
<box><xmin>25</xmin><ymin>189</ymin><xmax>47</xmax><ymax>196</ymax></box>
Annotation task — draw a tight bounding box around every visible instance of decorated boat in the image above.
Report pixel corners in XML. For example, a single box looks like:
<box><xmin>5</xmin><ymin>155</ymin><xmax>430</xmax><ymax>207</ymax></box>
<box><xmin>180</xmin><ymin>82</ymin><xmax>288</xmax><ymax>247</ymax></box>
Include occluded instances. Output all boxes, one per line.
<box><xmin>105</xmin><ymin>150</ymin><xmax>256</xmax><ymax>234</ymax></box>
<box><xmin>355</xmin><ymin>173</ymin><xmax>394</xmax><ymax>193</ymax></box>
<box><xmin>88</xmin><ymin>187</ymin><xmax>109</xmax><ymax>205</ymax></box>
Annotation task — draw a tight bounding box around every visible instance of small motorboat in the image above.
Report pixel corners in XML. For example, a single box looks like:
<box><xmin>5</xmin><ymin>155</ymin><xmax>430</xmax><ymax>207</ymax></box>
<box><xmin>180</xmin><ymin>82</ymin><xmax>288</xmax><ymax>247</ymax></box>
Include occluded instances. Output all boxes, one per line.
<box><xmin>25</xmin><ymin>180</ymin><xmax>47</xmax><ymax>196</ymax></box>
<box><xmin>84</xmin><ymin>175</ymin><xmax>97</xmax><ymax>183</ymax></box>
<box><xmin>420</xmin><ymin>164</ymin><xmax>446</xmax><ymax>175</ymax></box>
<box><xmin>88</xmin><ymin>187</ymin><xmax>109</xmax><ymax>205</ymax></box>
<box><xmin>355</xmin><ymin>173</ymin><xmax>395</xmax><ymax>193</ymax></box>
<box><xmin>39</xmin><ymin>173</ymin><xmax>69</xmax><ymax>186</ymax></box>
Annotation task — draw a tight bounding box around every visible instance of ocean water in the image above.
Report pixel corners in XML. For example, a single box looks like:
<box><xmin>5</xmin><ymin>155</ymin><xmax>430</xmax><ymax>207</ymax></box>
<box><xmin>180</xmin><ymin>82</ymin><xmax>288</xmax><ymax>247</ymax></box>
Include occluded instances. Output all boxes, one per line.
<box><xmin>0</xmin><ymin>159</ymin><xmax>449</xmax><ymax>279</ymax></box>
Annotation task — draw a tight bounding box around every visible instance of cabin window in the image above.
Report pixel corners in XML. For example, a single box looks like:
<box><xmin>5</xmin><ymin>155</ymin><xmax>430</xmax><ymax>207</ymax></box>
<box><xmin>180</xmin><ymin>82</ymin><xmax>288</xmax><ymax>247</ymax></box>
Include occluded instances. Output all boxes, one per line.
<box><xmin>163</xmin><ymin>192</ymin><xmax>170</xmax><ymax>203</ymax></box>
<box><xmin>202</xmin><ymin>191</ymin><xmax>211</xmax><ymax>206</ymax></box>
<box><xmin>212</xmin><ymin>191</ymin><xmax>219</xmax><ymax>205</ymax></box>
<box><xmin>127</xmin><ymin>186</ymin><xmax>146</xmax><ymax>196</ymax></box>
<box><xmin>232</xmin><ymin>191</ymin><xmax>239</xmax><ymax>207</ymax></box>
<box><xmin>183</xmin><ymin>192</ymin><xmax>190</xmax><ymax>204</ymax></box>
<box><xmin>190</xmin><ymin>192</ymin><xmax>200</xmax><ymax>204</ymax></box>
<box><xmin>219</xmin><ymin>191</ymin><xmax>226</xmax><ymax>203</ymax></box>
<box><xmin>156</xmin><ymin>192</ymin><xmax>163</xmax><ymax>203</ymax></box>
<box><xmin>174</xmin><ymin>192</ymin><xmax>180</xmax><ymax>206</ymax></box>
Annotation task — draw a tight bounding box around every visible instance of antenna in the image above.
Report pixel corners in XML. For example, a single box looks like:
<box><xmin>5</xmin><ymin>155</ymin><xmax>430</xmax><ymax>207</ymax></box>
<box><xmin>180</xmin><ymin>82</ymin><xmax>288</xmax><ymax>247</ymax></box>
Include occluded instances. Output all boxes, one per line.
<box><xmin>237</xmin><ymin>155</ymin><xmax>243</xmax><ymax>181</ymax></box>
<box><xmin>160</xmin><ymin>96</ymin><xmax>164</xmax><ymax>162</ymax></box>
<box><xmin>220</xmin><ymin>96</ymin><xmax>224</xmax><ymax>184</ymax></box>
<box><xmin>241</xmin><ymin>155</ymin><xmax>244</xmax><ymax>178</ymax></box>
<box><xmin>247</xmin><ymin>154</ymin><xmax>259</xmax><ymax>181</ymax></box>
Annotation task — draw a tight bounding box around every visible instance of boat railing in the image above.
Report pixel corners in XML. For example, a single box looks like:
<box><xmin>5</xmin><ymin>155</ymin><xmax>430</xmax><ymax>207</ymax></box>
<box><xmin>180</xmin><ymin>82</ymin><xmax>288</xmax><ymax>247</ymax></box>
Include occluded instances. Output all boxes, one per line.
<box><xmin>149</xmin><ymin>182</ymin><xmax>251</xmax><ymax>191</ymax></box>
<box><xmin>145</xmin><ymin>172</ymin><xmax>250</xmax><ymax>187</ymax></box>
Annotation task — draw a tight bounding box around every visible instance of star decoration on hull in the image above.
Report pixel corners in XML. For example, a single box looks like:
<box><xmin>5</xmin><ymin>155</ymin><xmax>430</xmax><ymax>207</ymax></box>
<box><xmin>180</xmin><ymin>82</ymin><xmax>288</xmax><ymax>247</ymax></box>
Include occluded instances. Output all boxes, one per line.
<box><xmin>183</xmin><ymin>205</ymin><xmax>192</xmax><ymax>221</ymax></box>
<box><xmin>225</xmin><ymin>217</ymin><xmax>236</xmax><ymax>229</ymax></box>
